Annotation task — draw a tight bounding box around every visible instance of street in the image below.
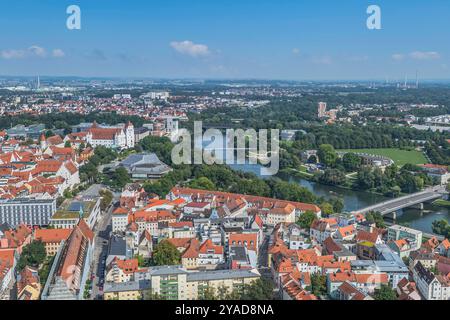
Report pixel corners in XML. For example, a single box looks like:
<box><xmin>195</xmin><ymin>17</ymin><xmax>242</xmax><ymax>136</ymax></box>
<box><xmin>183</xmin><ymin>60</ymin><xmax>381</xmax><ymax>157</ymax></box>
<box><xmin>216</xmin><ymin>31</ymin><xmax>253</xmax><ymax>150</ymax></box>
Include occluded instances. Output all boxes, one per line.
<box><xmin>89</xmin><ymin>188</ymin><xmax>120</xmax><ymax>300</ymax></box>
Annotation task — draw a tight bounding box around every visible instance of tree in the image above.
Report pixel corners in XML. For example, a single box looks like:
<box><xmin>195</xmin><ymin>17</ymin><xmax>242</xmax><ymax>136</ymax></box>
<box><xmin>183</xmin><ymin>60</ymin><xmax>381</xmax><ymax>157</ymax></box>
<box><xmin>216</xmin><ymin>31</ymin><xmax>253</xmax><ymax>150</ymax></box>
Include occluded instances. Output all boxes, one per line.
<box><xmin>366</xmin><ymin>211</ymin><xmax>386</xmax><ymax>228</ymax></box>
<box><xmin>241</xmin><ymin>278</ymin><xmax>274</xmax><ymax>300</ymax></box>
<box><xmin>317</xmin><ymin>144</ymin><xmax>337</xmax><ymax>167</ymax></box>
<box><xmin>17</xmin><ymin>241</ymin><xmax>47</xmax><ymax>271</ymax></box>
<box><xmin>432</xmin><ymin>219</ymin><xmax>450</xmax><ymax>238</ymax></box>
<box><xmin>318</xmin><ymin>169</ymin><xmax>346</xmax><ymax>186</ymax></box>
<box><xmin>330</xmin><ymin>197</ymin><xmax>344</xmax><ymax>213</ymax></box>
<box><xmin>342</xmin><ymin>153</ymin><xmax>361</xmax><ymax>172</ymax></box>
<box><xmin>64</xmin><ymin>141</ymin><xmax>71</xmax><ymax>148</ymax></box>
<box><xmin>357</xmin><ymin>167</ymin><xmax>375</xmax><ymax>190</ymax></box>
<box><xmin>188</xmin><ymin>177</ymin><xmax>216</xmax><ymax>191</ymax></box>
<box><xmin>384</xmin><ymin>165</ymin><xmax>399</xmax><ymax>180</ymax></box>
<box><xmin>152</xmin><ymin>240</ymin><xmax>181</xmax><ymax>266</ymax></box>
<box><xmin>373</xmin><ymin>285</ymin><xmax>397</xmax><ymax>300</ymax></box>
<box><xmin>145</xmin><ymin>291</ymin><xmax>164</xmax><ymax>300</ymax></box>
<box><xmin>111</xmin><ymin>167</ymin><xmax>131</xmax><ymax>189</ymax></box>
<box><xmin>279</xmin><ymin>150</ymin><xmax>301</xmax><ymax>170</ymax></box>
<box><xmin>38</xmin><ymin>255</ymin><xmax>55</xmax><ymax>285</ymax></box>
<box><xmin>140</xmin><ymin>136</ymin><xmax>174</xmax><ymax>165</ymax></box>
<box><xmin>310</xmin><ymin>273</ymin><xmax>327</xmax><ymax>296</ymax></box>
<box><xmin>271</xmin><ymin>180</ymin><xmax>316</xmax><ymax>204</ymax></box>
<box><xmin>79</xmin><ymin>162</ymin><xmax>99</xmax><ymax>183</ymax></box>
<box><xmin>63</xmin><ymin>189</ymin><xmax>73</xmax><ymax>199</ymax></box>
<box><xmin>319</xmin><ymin>202</ymin><xmax>334</xmax><ymax>217</ymax></box>
<box><xmin>199</xmin><ymin>287</ymin><xmax>217</xmax><ymax>300</ymax></box>
<box><xmin>99</xmin><ymin>189</ymin><xmax>113</xmax><ymax>211</ymax></box>
<box><xmin>297</xmin><ymin>211</ymin><xmax>317</xmax><ymax>229</ymax></box>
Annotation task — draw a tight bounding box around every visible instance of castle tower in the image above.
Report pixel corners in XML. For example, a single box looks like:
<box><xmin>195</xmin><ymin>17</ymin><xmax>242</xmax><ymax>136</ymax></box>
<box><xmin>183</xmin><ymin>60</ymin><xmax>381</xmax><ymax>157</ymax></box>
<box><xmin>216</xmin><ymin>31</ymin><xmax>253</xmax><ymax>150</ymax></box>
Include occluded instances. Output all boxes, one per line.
<box><xmin>125</xmin><ymin>121</ymin><xmax>135</xmax><ymax>148</ymax></box>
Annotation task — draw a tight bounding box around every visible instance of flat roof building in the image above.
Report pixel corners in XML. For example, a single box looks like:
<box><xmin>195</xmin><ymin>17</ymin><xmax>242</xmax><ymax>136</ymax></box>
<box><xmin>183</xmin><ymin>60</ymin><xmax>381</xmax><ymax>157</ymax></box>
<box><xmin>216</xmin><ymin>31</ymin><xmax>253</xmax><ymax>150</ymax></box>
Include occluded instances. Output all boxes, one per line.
<box><xmin>0</xmin><ymin>198</ymin><xmax>57</xmax><ymax>227</ymax></box>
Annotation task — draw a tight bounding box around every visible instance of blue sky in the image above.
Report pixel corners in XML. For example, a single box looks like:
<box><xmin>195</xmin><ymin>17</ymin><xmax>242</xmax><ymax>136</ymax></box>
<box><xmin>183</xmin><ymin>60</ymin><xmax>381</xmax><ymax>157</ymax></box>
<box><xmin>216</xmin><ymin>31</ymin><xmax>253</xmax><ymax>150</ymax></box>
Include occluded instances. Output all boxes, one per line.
<box><xmin>0</xmin><ymin>0</ymin><xmax>449</xmax><ymax>80</ymax></box>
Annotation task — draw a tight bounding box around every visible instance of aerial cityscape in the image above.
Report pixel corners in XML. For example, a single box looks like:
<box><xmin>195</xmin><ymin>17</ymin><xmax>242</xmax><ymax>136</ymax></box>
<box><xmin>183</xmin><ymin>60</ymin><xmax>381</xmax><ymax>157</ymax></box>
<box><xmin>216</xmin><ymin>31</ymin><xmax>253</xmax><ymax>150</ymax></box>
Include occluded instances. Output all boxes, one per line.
<box><xmin>0</xmin><ymin>0</ymin><xmax>449</xmax><ymax>305</ymax></box>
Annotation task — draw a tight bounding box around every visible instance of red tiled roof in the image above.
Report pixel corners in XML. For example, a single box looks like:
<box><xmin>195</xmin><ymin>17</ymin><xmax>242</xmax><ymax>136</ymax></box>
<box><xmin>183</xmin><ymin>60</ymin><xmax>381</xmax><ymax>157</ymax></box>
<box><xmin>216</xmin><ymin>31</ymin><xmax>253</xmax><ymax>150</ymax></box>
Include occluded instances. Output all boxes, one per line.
<box><xmin>229</xmin><ymin>233</ymin><xmax>258</xmax><ymax>251</ymax></box>
<box><xmin>185</xmin><ymin>202</ymin><xmax>210</xmax><ymax>208</ymax></box>
<box><xmin>88</xmin><ymin>127</ymin><xmax>122</xmax><ymax>140</ymax></box>
<box><xmin>199</xmin><ymin>239</ymin><xmax>224</xmax><ymax>255</ymax></box>
<box><xmin>114</xmin><ymin>258</ymin><xmax>139</xmax><ymax>274</ymax></box>
<box><xmin>167</xmin><ymin>237</ymin><xmax>196</xmax><ymax>249</ymax></box>
<box><xmin>168</xmin><ymin>221</ymin><xmax>193</xmax><ymax>228</ymax></box>
<box><xmin>0</xmin><ymin>249</ymin><xmax>15</xmax><ymax>280</ymax></box>
<box><xmin>337</xmin><ymin>225</ymin><xmax>356</xmax><ymax>238</ymax></box>
<box><xmin>35</xmin><ymin>160</ymin><xmax>63</xmax><ymax>173</ymax></box>
<box><xmin>46</xmin><ymin>135</ymin><xmax>64</xmax><ymax>146</ymax></box>
<box><xmin>64</xmin><ymin>161</ymin><xmax>78</xmax><ymax>175</ymax></box>
<box><xmin>34</xmin><ymin>228</ymin><xmax>71</xmax><ymax>243</ymax></box>
<box><xmin>3</xmin><ymin>224</ymin><xmax>32</xmax><ymax>249</ymax></box>
<box><xmin>170</xmin><ymin>187</ymin><xmax>321</xmax><ymax>213</ymax></box>
<box><xmin>113</xmin><ymin>207</ymin><xmax>129</xmax><ymax>215</ymax></box>
<box><xmin>181</xmin><ymin>239</ymin><xmax>200</xmax><ymax>259</ymax></box>
<box><xmin>356</xmin><ymin>230</ymin><xmax>379</xmax><ymax>243</ymax></box>
<box><xmin>441</xmin><ymin>239</ymin><xmax>450</xmax><ymax>250</ymax></box>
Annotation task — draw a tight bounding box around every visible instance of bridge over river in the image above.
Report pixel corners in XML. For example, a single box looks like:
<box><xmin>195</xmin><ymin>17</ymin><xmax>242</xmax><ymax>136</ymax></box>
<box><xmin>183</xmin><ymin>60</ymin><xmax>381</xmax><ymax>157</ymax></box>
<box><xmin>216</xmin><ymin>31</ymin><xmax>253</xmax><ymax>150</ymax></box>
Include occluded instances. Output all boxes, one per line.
<box><xmin>352</xmin><ymin>186</ymin><xmax>447</xmax><ymax>219</ymax></box>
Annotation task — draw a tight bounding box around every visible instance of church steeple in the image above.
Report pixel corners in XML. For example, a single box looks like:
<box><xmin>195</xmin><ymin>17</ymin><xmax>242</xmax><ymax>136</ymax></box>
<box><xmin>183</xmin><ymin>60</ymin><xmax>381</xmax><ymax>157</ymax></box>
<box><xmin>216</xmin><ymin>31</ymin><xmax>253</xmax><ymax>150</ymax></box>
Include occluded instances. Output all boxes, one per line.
<box><xmin>39</xmin><ymin>133</ymin><xmax>47</xmax><ymax>150</ymax></box>
<box><xmin>79</xmin><ymin>204</ymin><xmax>84</xmax><ymax>221</ymax></box>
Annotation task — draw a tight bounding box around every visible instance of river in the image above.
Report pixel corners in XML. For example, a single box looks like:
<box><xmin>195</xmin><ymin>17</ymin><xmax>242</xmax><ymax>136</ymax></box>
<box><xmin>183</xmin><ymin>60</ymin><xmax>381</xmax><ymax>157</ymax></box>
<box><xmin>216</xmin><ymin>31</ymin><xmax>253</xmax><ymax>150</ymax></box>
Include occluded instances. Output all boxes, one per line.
<box><xmin>197</xmin><ymin>136</ymin><xmax>448</xmax><ymax>234</ymax></box>
<box><xmin>230</xmin><ymin>163</ymin><xmax>449</xmax><ymax>235</ymax></box>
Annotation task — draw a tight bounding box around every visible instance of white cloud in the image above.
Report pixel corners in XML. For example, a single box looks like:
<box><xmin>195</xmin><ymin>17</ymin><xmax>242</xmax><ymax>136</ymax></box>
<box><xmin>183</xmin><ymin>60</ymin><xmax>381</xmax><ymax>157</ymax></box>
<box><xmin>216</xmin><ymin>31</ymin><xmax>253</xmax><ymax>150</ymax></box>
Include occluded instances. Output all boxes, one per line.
<box><xmin>28</xmin><ymin>45</ymin><xmax>46</xmax><ymax>57</ymax></box>
<box><xmin>392</xmin><ymin>51</ymin><xmax>441</xmax><ymax>61</ymax></box>
<box><xmin>409</xmin><ymin>51</ymin><xmax>440</xmax><ymax>60</ymax></box>
<box><xmin>348</xmin><ymin>55</ymin><xmax>369</xmax><ymax>62</ymax></box>
<box><xmin>0</xmin><ymin>49</ymin><xmax>26</xmax><ymax>59</ymax></box>
<box><xmin>292</xmin><ymin>48</ymin><xmax>300</xmax><ymax>55</ymax></box>
<box><xmin>52</xmin><ymin>49</ymin><xmax>65</xmax><ymax>58</ymax></box>
<box><xmin>170</xmin><ymin>40</ymin><xmax>210</xmax><ymax>57</ymax></box>
<box><xmin>0</xmin><ymin>46</ymin><xmax>67</xmax><ymax>59</ymax></box>
<box><xmin>311</xmin><ymin>56</ymin><xmax>332</xmax><ymax>65</ymax></box>
<box><xmin>392</xmin><ymin>53</ymin><xmax>405</xmax><ymax>61</ymax></box>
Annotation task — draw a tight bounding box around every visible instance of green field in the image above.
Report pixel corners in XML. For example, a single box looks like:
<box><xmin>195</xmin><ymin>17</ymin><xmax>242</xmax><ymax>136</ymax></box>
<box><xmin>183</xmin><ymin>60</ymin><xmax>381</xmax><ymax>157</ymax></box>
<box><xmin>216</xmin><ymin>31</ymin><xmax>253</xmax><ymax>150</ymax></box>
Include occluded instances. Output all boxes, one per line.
<box><xmin>338</xmin><ymin>148</ymin><xmax>428</xmax><ymax>166</ymax></box>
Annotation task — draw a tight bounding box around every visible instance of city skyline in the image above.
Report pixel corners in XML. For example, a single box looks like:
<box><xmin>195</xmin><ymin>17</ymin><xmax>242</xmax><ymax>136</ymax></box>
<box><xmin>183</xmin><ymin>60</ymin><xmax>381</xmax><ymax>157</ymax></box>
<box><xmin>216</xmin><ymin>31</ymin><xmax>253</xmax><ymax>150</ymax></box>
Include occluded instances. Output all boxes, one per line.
<box><xmin>0</xmin><ymin>0</ymin><xmax>449</xmax><ymax>80</ymax></box>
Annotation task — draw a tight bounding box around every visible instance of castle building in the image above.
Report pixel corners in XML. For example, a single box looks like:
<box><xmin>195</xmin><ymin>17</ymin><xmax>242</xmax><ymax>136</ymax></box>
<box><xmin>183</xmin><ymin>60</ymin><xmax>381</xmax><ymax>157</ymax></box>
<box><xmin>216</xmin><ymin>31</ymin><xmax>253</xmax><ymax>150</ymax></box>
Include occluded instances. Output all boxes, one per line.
<box><xmin>85</xmin><ymin>121</ymin><xmax>135</xmax><ymax>149</ymax></box>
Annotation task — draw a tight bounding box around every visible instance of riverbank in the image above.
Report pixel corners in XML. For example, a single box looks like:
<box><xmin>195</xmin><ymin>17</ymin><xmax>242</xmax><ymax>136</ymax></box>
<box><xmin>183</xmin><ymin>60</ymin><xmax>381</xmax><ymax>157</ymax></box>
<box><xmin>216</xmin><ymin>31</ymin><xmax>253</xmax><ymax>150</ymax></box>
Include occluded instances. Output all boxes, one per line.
<box><xmin>230</xmin><ymin>163</ymin><xmax>449</xmax><ymax>235</ymax></box>
<box><xmin>432</xmin><ymin>199</ymin><xmax>450</xmax><ymax>208</ymax></box>
<box><xmin>279</xmin><ymin>168</ymin><xmax>390</xmax><ymax>198</ymax></box>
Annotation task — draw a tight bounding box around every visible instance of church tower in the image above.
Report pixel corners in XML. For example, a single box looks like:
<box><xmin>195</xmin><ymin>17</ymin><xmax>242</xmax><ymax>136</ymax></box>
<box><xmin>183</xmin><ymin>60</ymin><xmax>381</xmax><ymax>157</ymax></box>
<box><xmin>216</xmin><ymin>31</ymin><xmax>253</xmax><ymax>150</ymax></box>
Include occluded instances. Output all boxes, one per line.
<box><xmin>39</xmin><ymin>133</ymin><xmax>47</xmax><ymax>150</ymax></box>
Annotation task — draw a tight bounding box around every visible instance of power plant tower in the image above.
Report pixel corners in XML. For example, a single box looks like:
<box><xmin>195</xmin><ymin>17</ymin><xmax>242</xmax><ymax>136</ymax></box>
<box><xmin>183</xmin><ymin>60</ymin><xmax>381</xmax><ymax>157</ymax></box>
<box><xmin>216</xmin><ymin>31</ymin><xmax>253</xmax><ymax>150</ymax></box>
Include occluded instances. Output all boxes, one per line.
<box><xmin>415</xmin><ymin>70</ymin><xmax>419</xmax><ymax>89</ymax></box>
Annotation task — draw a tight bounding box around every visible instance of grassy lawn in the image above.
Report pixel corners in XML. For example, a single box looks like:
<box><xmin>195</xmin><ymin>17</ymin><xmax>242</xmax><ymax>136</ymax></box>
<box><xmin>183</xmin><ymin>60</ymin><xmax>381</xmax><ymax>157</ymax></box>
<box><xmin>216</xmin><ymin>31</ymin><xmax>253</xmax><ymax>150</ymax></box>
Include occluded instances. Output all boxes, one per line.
<box><xmin>338</xmin><ymin>148</ymin><xmax>428</xmax><ymax>166</ymax></box>
<box><xmin>432</xmin><ymin>199</ymin><xmax>450</xmax><ymax>208</ymax></box>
